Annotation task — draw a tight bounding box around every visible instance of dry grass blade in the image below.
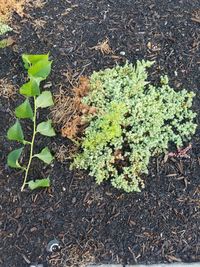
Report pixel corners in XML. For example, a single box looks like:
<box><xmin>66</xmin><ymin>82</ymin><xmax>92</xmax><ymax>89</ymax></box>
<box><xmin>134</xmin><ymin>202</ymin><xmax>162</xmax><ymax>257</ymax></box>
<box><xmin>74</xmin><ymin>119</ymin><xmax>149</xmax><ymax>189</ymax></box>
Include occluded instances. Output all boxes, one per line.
<box><xmin>27</xmin><ymin>0</ymin><xmax>46</xmax><ymax>9</ymax></box>
<box><xmin>0</xmin><ymin>79</ymin><xmax>17</xmax><ymax>99</ymax></box>
<box><xmin>57</xmin><ymin>239</ymin><xmax>104</xmax><ymax>267</ymax></box>
<box><xmin>90</xmin><ymin>37</ymin><xmax>113</xmax><ymax>55</ymax></box>
<box><xmin>61</xmin><ymin>245</ymin><xmax>95</xmax><ymax>267</ymax></box>
<box><xmin>51</xmin><ymin>77</ymin><xmax>96</xmax><ymax>140</ymax></box>
<box><xmin>32</xmin><ymin>0</ymin><xmax>46</xmax><ymax>8</ymax></box>
<box><xmin>55</xmin><ymin>145</ymin><xmax>74</xmax><ymax>163</ymax></box>
<box><xmin>51</xmin><ymin>86</ymin><xmax>74</xmax><ymax>128</ymax></box>
<box><xmin>61</xmin><ymin>5</ymin><xmax>78</xmax><ymax>17</ymax></box>
<box><xmin>30</xmin><ymin>18</ymin><xmax>46</xmax><ymax>30</ymax></box>
<box><xmin>0</xmin><ymin>0</ymin><xmax>26</xmax><ymax>22</ymax></box>
<box><xmin>191</xmin><ymin>9</ymin><xmax>200</xmax><ymax>23</ymax></box>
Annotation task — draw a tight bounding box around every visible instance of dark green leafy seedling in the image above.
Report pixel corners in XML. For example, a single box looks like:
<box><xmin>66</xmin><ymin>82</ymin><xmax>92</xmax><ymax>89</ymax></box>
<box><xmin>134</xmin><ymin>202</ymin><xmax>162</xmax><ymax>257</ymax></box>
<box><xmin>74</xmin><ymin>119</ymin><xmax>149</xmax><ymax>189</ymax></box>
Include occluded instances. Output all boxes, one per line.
<box><xmin>6</xmin><ymin>54</ymin><xmax>55</xmax><ymax>191</ymax></box>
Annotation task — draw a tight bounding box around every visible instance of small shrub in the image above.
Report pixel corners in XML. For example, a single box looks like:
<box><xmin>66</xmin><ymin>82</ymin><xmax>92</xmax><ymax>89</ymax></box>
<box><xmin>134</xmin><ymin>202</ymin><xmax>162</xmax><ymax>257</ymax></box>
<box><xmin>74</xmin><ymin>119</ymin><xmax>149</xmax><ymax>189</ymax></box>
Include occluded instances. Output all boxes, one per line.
<box><xmin>7</xmin><ymin>54</ymin><xmax>55</xmax><ymax>191</ymax></box>
<box><xmin>71</xmin><ymin>60</ymin><xmax>197</xmax><ymax>192</ymax></box>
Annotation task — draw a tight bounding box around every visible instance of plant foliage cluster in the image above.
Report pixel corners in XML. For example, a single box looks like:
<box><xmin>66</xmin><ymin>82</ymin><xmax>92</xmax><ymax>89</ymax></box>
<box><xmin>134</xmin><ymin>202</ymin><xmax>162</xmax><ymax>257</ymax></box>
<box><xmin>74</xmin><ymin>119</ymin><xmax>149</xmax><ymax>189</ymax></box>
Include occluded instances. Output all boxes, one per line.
<box><xmin>7</xmin><ymin>54</ymin><xmax>55</xmax><ymax>191</ymax></box>
<box><xmin>0</xmin><ymin>22</ymin><xmax>12</xmax><ymax>35</ymax></box>
<box><xmin>72</xmin><ymin>61</ymin><xmax>197</xmax><ymax>192</ymax></box>
<box><xmin>0</xmin><ymin>22</ymin><xmax>12</xmax><ymax>48</ymax></box>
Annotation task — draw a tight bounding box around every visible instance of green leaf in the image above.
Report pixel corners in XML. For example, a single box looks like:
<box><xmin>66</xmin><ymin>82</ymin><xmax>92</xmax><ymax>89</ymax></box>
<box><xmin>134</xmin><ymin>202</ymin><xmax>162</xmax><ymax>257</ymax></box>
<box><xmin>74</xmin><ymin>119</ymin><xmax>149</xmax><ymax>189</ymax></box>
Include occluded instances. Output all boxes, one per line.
<box><xmin>34</xmin><ymin>147</ymin><xmax>54</xmax><ymax>164</ymax></box>
<box><xmin>7</xmin><ymin>120</ymin><xmax>24</xmax><ymax>142</ymax></box>
<box><xmin>28</xmin><ymin>178</ymin><xmax>50</xmax><ymax>190</ymax></box>
<box><xmin>7</xmin><ymin>147</ymin><xmax>24</xmax><ymax>169</ymax></box>
<box><xmin>15</xmin><ymin>99</ymin><xmax>33</xmax><ymax>119</ymax></box>
<box><xmin>36</xmin><ymin>120</ymin><xmax>56</xmax><ymax>136</ymax></box>
<box><xmin>19</xmin><ymin>77</ymin><xmax>42</xmax><ymax>96</ymax></box>
<box><xmin>28</xmin><ymin>59</ymin><xmax>52</xmax><ymax>79</ymax></box>
<box><xmin>22</xmin><ymin>54</ymin><xmax>49</xmax><ymax>69</ymax></box>
<box><xmin>36</xmin><ymin>91</ymin><xmax>54</xmax><ymax>108</ymax></box>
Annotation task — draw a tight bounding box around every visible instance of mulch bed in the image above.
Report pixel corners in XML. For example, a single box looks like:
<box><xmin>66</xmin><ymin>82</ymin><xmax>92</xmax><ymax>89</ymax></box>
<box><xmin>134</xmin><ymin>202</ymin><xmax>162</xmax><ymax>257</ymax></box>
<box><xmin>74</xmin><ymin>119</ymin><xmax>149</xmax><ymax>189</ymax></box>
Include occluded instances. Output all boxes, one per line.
<box><xmin>0</xmin><ymin>0</ymin><xmax>200</xmax><ymax>266</ymax></box>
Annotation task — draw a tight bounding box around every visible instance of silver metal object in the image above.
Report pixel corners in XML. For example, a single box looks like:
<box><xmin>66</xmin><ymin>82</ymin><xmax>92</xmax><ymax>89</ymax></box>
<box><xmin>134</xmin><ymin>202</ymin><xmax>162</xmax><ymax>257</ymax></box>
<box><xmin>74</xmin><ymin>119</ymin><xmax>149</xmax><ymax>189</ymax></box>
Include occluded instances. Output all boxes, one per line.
<box><xmin>46</xmin><ymin>239</ymin><xmax>61</xmax><ymax>252</ymax></box>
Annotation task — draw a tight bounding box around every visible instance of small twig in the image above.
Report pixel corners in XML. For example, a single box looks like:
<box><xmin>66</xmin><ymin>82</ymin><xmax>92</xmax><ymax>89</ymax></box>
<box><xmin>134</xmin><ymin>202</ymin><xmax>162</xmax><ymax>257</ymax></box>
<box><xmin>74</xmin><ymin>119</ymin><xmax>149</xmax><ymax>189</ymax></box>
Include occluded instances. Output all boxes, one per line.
<box><xmin>168</xmin><ymin>143</ymin><xmax>192</xmax><ymax>159</ymax></box>
<box><xmin>191</xmin><ymin>17</ymin><xmax>200</xmax><ymax>23</ymax></box>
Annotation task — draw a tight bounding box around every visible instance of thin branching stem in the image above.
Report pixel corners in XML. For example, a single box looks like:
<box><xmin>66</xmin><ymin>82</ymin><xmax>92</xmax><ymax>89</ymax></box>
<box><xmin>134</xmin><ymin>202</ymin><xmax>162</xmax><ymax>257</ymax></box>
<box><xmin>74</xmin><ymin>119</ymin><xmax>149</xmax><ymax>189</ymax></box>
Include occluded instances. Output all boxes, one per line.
<box><xmin>21</xmin><ymin>97</ymin><xmax>37</xmax><ymax>191</ymax></box>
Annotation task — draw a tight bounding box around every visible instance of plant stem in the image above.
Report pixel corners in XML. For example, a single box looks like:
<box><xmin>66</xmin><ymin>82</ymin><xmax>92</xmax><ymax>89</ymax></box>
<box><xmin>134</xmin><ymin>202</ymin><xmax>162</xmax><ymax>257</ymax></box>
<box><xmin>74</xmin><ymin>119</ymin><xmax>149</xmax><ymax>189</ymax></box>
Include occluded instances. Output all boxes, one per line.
<box><xmin>23</xmin><ymin>140</ymin><xmax>32</xmax><ymax>145</ymax></box>
<box><xmin>21</xmin><ymin>97</ymin><xmax>37</xmax><ymax>191</ymax></box>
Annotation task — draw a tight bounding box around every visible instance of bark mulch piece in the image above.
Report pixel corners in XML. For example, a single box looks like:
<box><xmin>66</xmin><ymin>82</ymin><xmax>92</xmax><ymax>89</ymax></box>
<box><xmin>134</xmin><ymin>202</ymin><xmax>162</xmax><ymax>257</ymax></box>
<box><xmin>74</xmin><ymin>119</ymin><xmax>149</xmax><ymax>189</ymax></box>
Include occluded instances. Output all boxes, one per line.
<box><xmin>0</xmin><ymin>0</ymin><xmax>200</xmax><ymax>267</ymax></box>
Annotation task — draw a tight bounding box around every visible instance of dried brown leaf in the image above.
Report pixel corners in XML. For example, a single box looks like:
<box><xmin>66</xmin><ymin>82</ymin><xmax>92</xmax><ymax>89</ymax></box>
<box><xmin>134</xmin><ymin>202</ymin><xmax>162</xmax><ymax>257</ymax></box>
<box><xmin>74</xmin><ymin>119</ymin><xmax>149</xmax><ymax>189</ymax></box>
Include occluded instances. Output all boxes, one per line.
<box><xmin>51</xmin><ymin>77</ymin><xmax>96</xmax><ymax>140</ymax></box>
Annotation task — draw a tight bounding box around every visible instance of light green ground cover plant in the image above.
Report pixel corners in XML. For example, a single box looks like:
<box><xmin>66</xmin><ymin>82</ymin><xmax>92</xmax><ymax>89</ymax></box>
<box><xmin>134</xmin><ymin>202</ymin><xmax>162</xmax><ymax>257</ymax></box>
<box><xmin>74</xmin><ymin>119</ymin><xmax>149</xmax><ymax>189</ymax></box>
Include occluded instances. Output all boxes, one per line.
<box><xmin>7</xmin><ymin>54</ymin><xmax>55</xmax><ymax>191</ymax></box>
<box><xmin>0</xmin><ymin>22</ymin><xmax>12</xmax><ymax>35</ymax></box>
<box><xmin>0</xmin><ymin>22</ymin><xmax>12</xmax><ymax>48</ymax></box>
<box><xmin>0</xmin><ymin>37</ymin><xmax>14</xmax><ymax>49</ymax></box>
<box><xmin>0</xmin><ymin>38</ymin><xmax>9</xmax><ymax>48</ymax></box>
<box><xmin>71</xmin><ymin>60</ymin><xmax>197</xmax><ymax>192</ymax></box>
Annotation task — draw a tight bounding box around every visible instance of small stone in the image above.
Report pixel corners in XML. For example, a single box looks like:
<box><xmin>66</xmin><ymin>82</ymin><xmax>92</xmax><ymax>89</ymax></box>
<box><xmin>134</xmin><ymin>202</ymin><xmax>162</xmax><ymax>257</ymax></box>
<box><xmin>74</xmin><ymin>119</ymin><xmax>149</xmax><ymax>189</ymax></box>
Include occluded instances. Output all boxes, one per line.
<box><xmin>72</xmin><ymin>197</ymin><xmax>76</xmax><ymax>204</ymax></box>
<box><xmin>30</xmin><ymin>227</ymin><xmax>37</xmax><ymax>232</ymax></box>
<box><xmin>43</xmin><ymin>82</ymin><xmax>52</xmax><ymax>88</ymax></box>
<box><xmin>119</xmin><ymin>51</ymin><xmax>126</xmax><ymax>56</ymax></box>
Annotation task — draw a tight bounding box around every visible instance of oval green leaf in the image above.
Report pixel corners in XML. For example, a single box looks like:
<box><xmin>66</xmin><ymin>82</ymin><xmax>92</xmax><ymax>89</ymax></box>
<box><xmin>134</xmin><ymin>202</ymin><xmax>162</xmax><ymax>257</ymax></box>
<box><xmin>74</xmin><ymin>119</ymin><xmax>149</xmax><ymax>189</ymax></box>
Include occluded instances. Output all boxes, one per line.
<box><xmin>36</xmin><ymin>120</ymin><xmax>56</xmax><ymax>137</ymax></box>
<box><xmin>7</xmin><ymin>119</ymin><xmax>24</xmax><ymax>142</ymax></box>
<box><xmin>28</xmin><ymin>178</ymin><xmax>50</xmax><ymax>190</ymax></box>
<box><xmin>15</xmin><ymin>99</ymin><xmax>33</xmax><ymax>119</ymax></box>
<box><xmin>34</xmin><ymin>147</ymin><xmax>54</xmax><ymax>164</ymax></box>
<box><xmin>36</xmin><ymin>91</ymin><xmax>54</xmax><ymax>108</ymax></box>
<box><xmin>22</xmin><ymin>54</ymin><xmax>49</xmax><ymax>69</ymax></box>
<box><xmin>7</xmin><ymin>147</ymin><xmax>24</xmax><ymax>169</ymax></box>
<box><xmin>28</xmin><ymin>60</ymin><xmax>52</xmax><ymax>79</ymax></box>
<box><xmin>20</xmin><ymin>77</ymin><xmax>42</xmax><ymax>96</ymax></box>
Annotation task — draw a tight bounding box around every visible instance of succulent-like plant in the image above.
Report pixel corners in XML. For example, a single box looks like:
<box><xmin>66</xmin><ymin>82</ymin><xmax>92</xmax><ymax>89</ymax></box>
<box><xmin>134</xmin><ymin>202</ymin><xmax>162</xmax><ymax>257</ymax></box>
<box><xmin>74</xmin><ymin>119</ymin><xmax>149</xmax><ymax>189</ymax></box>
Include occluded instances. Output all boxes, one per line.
<box><xmin>7</xmin><ymin>54</ymin><xmax>56</xmax><ymax>191</ymax></box>
<box><xmin>71</xmin><ymin>61</ymin><xmax>197</xmax><ymax>192</ymax></box>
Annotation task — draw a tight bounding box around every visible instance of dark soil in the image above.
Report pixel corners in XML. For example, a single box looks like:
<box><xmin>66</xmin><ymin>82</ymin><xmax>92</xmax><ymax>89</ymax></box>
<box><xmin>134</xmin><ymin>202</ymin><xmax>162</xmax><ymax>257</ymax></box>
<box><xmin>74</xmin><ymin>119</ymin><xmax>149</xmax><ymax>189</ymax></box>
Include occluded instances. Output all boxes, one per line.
<box><xmin>0</xmin><ymin>1</ymin><xmax>200</xmax><ymax>266</ymax></box>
